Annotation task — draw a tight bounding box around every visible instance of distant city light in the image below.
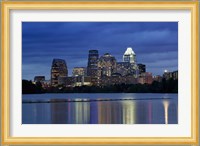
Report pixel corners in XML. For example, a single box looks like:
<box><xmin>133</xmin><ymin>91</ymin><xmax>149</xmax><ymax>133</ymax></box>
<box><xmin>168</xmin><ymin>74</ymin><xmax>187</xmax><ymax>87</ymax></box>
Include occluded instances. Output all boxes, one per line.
<box><xmin>164</xmin><ymin>70</ymin><xmax>168</xmax><ymax>73</ymax></box>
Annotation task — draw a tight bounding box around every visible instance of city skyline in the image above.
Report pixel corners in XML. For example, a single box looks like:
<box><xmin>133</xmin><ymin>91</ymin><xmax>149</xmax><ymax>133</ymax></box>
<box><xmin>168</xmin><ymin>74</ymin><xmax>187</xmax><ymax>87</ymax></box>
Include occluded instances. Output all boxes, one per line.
<box><xmin>22</xmin><ymin>22</ymin><xmax>178</xmax><ymax>80</ymax></box>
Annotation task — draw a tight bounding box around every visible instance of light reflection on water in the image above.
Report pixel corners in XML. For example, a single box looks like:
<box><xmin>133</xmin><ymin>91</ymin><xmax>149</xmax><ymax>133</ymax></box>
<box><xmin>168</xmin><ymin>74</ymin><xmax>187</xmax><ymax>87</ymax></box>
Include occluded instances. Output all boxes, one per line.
<box><xmin>163</xmin><ymin>100</ymin><xmax>169</xmax><ymax>124</ymax></box>
<box><xmin>22</xmin><ymin>93</ymin><xmax>178</xmax><ymax>124</ymax></box>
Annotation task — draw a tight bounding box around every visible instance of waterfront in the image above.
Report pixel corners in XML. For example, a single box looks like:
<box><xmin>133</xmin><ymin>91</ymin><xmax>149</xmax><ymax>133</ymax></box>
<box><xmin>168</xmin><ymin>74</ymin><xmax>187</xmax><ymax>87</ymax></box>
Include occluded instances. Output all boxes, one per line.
<box><xmin>22</xmin><ymin>93</ymin><xmax>178</xmax><ymax>124</ymax></box>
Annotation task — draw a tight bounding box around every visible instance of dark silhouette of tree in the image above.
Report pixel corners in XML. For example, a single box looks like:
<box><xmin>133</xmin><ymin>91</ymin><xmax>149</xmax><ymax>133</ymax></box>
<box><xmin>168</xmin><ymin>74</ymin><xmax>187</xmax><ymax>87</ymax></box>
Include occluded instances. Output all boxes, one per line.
<box><xmin>22</xmin><ymin>78</ymin><xmax>178</xmax><ymax>94</ymax></box>
<box><xmin>22</xmin><ymin>80</ymin><xmax>45</xmax><ymax>94</ymax></box>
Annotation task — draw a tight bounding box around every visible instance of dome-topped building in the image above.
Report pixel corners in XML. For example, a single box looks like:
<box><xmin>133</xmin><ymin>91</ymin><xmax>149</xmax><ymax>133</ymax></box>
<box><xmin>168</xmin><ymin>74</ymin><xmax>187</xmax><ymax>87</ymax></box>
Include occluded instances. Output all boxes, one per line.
<box><xmin>123</xmin><ymin>47</ymin><xmax>136</xmax><ymax>63</ymax></box>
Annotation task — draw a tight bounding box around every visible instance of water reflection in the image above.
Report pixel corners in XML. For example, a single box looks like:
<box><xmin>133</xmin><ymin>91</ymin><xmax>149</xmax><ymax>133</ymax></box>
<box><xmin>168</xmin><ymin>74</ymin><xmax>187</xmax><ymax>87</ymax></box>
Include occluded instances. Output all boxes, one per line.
<box><xmin>22</xmin><ymin>94</ymin><xmax>178</xmax><ymax>124</ymax></box>
<box><xmin>74</xmin><ymin>100</ymin><xmax>90</xmax><ymax>124</ymax></box>
<box><xmin>148</xmin><ymin>102</ymin><xmax>152</xmax><ymax>124</ymax></box>
<box><xmin>97</xmin><ymin>101</ymin><xmax>124</xmax><ymax>124</ymax></box>
<box><xmin>22</xmin><ymin>103</ymin><xmax>51</xmax><ymax>124</ymax></box>
<box><xmin>163</xmin><ymin>100</ymin><xmax>169</xmax><ymax>124</ymax></box>
<box><xmin>122</xmin><ymin>101</ymin><xmax>135</xmax><ymax>124</ymax></box>
<box><xmin>51</xmin><ymin>99</ymin><xmax>68</xmax><ymax>124</ymax></box>
<box><xmin>50</xmin><ymin>99</ymin><xmax>90</xmax><ymax>124</ymax></box>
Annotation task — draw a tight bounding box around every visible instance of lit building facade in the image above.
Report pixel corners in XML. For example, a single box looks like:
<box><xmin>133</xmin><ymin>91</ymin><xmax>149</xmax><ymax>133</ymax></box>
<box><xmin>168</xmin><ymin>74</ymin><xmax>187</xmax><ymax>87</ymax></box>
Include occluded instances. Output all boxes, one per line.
<box><xmin>97</xmin><ymin>53</ymin><xmax>117</xmax><ymax>77</ymax></box>
<box><xmin>123</xmin><ymin>47</ymin><xmax>136</xmax><ymax>63</ymax></box>
<box><xmin>51</xmin><ymin>59</ymin><xmax>68</xmax><ymax>86</ymax></box>
<box><xmin>116</xmin><ymin>47</ymin><xmax>139</xmax><ymax>77</ymax></box>
<box><xmin>87</xmin><ymin>50</ymin><xmax>99</xmax><ymax>85</ymax></box>
<box><xmin>153</xmin><ymin>75</ymin><xmax>162</xmax><ymax>82</ymax></box>
<box><xmin>87</xmin><ymin>50</ymin><xmax>99</xmax><ymax>77</ymax></box>
<box><xmin>172</xmin><ymin>70</ymin><xmax>178</xmax><ymax>80</ymax></box>
<box><xmin>66</xmin><ymin>76</ymin><xmax>92</xmax><ymax>87</ymax></box>
<box><xmin>42</xmin><ymin>80</ymin><xmax>51</xmax><ymax>89</ymax></box>
<box><xmin>163</xmin><ymin>70</ymin><xmax>172</xmax><ymax>80</ymax></box>
<box><xmin>138</xmin><ymin>72</ymin><xmax>153</xmax><ymax>84</ymax></box>
<box><xmin>116</xmin><ymin>62</ymin><xmax>138</xmax><ymax>77</ymax></box>
<box><xmin>66</xmin><ymin>77</ymin><xmax>76</xmax><ymax>87</ymax></box>
<box><xmin>100</xmin><ymin>74</ymin><xmax>137</xmax><ymax>86</ymax></box>
<box><xmin>34</xmin><ymin>76</ymin><xmax>45</xmax><ymax>82</ymax></box>
<box><xmin>74</xmin><ymin>76</ymin><xmax>92</xmax><ymax>86</ymax></box>
<box><xmin>73</xmin><ymin>67</ymin><xmax>87</xmax><ymax>77</ymax></box>
<box><xmin>58</xmin><ymin>76</ymin><xmax>67</xmax><ymax>86</ymax></box>
<box><xmin>163</xmin><ymin>70</ymin><xmax>178</xmax><ymax>80</ymax></box>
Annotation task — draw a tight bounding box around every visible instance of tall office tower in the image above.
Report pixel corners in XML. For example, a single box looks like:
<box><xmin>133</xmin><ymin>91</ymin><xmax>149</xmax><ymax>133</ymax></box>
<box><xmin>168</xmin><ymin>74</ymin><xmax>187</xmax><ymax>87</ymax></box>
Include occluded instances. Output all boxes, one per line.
<box><xmin>116</xmin><ymin>47</ymin><xmax>139</xmax><ymax>77</ymax></box>
<box><xmin>87</xmin><ymin>50</ymin><xmax>99</xmax><ymax>77</ymax></box>
<box><xmin>138</xmin><ymin>64</ymin><xmax>146</xmax><ymax>74</ymax></box>
<box><xmin>97</xmin><ymin>53</ymin><xmax>117</xmax><ymax>77</ymax></box>
<box><xmin>51</xmin><ymin>59</ymin><xmax>68</xmax><ymax>86</ymax></box>
<box><xmin>87</xmin><ymin>50</ymin><xmax>99</xmax><ymax>85</ymax></box>
<box><xmin>123</xmin><ymin>47</ymin><xmax>136</xmax><ymax>63</ymax></box>
<box><xmin>72</xmin><ymin>67</ymin><xmax>87</xmax><ymax>77</ymax></box>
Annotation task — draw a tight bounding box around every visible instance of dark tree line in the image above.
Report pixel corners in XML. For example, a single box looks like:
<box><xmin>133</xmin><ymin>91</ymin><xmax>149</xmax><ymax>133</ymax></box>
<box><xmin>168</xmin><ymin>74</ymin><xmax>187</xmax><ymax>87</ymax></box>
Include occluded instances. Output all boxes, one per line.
<box><xmin>22</xmin><ymin>78</ymin><xmax>178</xmax><ymax>94</ymax></box>
<box><xmin>22</xmin><ymin>80</ymin><xmax>45</xmax><ymax>94</ymax></box>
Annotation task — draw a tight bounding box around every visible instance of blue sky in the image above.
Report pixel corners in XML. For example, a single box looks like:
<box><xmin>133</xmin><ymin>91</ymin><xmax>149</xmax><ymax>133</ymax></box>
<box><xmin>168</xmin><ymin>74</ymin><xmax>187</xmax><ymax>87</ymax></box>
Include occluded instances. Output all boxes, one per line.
<box><xmin>22</xmin><ymin>22</ymin><xmax>178</xmax><ymax>80</ymax></box>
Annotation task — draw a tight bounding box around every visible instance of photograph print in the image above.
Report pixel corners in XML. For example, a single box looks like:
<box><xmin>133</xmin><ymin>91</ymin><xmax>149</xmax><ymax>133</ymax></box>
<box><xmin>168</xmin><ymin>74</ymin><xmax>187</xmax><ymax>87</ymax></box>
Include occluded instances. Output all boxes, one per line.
<box><xmin>22</xmin><ymin>22</ymin><xmax>178</xmax><ymax>124</ymax></box>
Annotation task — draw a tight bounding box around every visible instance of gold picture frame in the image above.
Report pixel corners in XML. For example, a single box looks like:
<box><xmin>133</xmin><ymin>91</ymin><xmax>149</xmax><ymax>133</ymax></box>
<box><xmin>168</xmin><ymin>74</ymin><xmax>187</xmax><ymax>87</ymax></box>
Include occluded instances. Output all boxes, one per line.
<box><xmin>1</xmin><ymin>1</ymin><xmax>199</xmax><ymax>145</ymax></box>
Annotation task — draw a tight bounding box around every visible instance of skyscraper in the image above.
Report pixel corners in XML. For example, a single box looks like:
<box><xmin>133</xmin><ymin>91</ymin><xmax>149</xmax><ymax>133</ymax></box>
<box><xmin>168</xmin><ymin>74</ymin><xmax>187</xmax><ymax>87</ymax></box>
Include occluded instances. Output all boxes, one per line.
<box><xmin>87</xmin><ymin>50</ymin><xmax>99</xmax><ymax>85</ymax></box>
<box><xmin>123</xmin><ymin>47</ymin><xmax>136</xmax><ymax>63</ymax></box>
<box><xmin>51</xmin><ymin>59</ymin><xmax>68</xmax><ymax>86</ymax></box>
<box><xmin>116</xmin><ymin>47</ymin><xmax>139</xmax><ymax>77</ymax></box>
<box><xmin>87</xmin><ymin>50</ymin><xmax>99</xmax><ymax>77</ymax></box>
<box><xmin>97</xmin><ymin>53</ymin><xmax>117</xmax><ymax>77</ymax></box>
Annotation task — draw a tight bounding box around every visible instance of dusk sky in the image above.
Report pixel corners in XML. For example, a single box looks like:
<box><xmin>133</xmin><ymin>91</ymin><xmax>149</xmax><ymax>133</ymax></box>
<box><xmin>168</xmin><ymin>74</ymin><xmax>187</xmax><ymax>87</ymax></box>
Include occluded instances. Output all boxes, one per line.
<box><xmin>22</xmin><ymin>22</ymin><xmax>178</xmax><ymax>80</ymax></box>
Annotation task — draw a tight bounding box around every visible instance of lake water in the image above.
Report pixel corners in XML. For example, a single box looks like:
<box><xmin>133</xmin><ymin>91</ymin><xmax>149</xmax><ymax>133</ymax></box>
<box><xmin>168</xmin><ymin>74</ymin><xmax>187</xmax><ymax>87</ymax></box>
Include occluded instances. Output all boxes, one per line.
<box><xmin>22</xmin><ymin>93</ymin><xmax>178</xmax><ymax>124</ymax></box>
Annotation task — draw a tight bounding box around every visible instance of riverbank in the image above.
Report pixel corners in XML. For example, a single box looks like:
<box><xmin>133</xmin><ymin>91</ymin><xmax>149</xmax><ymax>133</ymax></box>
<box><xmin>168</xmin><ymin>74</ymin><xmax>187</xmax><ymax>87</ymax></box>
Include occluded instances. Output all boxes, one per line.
<box><xmin>22</xmin><ymin>79</ymin><xmax>178</xmax><ymax>94</ymax></box>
